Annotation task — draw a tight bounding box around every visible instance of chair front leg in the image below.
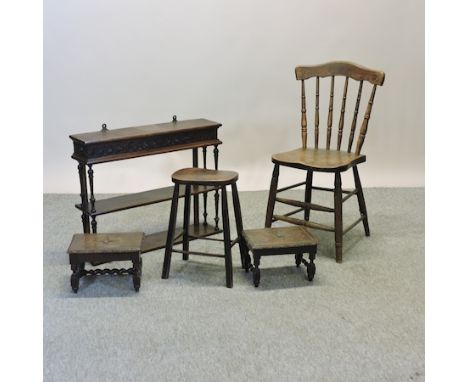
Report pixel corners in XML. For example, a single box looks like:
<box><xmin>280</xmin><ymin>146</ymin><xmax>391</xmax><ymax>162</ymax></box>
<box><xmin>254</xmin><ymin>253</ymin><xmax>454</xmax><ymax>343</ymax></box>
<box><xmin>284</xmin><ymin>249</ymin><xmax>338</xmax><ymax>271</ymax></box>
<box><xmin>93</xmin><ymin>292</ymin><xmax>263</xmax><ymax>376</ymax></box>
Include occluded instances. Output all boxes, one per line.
<box><xmin>265</xmin><ymin>164</ymin><xmax>280</xmax><ymax>228</ymax></box>
<box><xmin>334</xmin><ymin>172</ymin><xmax>343</xmax><ymax>263</ymax></box>
<box><xmin>353</xmin><ymin>166</ymin><xmax>370</xmax><ymax>236</ymax></box>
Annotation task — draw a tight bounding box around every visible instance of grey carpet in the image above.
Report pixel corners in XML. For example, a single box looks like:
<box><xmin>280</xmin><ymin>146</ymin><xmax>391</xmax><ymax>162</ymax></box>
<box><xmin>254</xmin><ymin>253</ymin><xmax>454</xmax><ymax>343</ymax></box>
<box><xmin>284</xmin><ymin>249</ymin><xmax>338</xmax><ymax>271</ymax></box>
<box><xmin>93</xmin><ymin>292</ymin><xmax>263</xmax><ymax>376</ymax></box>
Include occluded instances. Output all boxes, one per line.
<box><xmin>43</xmin><ymin>188</ymin><xmax>424</xmax><ymax>381</ymax></box>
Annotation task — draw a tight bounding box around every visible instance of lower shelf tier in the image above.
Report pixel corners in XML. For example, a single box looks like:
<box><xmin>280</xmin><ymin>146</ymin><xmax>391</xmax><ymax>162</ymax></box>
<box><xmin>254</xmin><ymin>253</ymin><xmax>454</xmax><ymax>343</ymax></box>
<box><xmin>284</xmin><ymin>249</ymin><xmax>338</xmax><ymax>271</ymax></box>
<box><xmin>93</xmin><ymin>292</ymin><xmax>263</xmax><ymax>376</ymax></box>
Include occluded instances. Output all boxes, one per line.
<box><xmin>76</xmin><ymin>185</ymin><xmax>217</xmax><ymax>217</ymax></box>
<box><xmin>141</xmin><ymin>223</ymin><xmax>222</xmax><ymax>253</ymax></box>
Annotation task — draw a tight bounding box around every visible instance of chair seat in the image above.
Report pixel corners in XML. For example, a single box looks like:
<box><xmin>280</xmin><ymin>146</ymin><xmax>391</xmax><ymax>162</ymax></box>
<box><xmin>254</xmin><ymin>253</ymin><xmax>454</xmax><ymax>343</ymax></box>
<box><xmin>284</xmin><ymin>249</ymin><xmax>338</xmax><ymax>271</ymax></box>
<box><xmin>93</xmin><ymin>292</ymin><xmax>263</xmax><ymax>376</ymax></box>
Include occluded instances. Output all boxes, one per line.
<box><xmin>272</xmin><ymin>148</ymin><xmax>365</xmax><ymax>172</ymax></box>
<box><xmin>172</xmin><ymin>168</ymin><xmax>238</xmax><ymax>185</ymax></box>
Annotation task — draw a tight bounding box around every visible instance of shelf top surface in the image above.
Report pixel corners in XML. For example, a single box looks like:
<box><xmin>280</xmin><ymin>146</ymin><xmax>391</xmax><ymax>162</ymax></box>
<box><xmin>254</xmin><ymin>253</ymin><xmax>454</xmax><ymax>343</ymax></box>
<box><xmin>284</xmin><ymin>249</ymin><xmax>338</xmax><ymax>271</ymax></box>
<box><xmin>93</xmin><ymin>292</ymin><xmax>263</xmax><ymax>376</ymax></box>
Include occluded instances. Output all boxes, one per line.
<box><xmin>70</xmin><ymin>118</ymin><xmax>222</xmax><ymax>145</ymax></box>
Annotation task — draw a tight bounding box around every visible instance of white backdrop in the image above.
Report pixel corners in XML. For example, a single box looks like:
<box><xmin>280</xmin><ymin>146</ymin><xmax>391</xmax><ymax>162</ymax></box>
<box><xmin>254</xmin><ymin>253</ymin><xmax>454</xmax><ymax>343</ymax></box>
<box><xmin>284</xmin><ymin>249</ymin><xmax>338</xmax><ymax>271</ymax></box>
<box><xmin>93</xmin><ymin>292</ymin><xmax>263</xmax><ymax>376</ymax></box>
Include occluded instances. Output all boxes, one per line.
<box><xmin>44</xmin><ymin>0</ymin><xmax>424</xmax><ymax>193</ymax></box>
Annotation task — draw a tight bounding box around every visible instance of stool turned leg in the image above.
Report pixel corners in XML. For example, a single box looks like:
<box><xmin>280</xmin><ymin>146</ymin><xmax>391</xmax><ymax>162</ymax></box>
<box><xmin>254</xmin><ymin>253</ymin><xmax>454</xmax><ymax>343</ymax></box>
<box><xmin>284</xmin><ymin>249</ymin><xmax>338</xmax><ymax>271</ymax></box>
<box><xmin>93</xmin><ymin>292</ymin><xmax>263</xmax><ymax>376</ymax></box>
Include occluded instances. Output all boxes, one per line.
<box><xmin>162</xmin><ymin>184</ymin><xmax>180</xmax><ymax>279</ymax></box>
<box><xmin>265</xmin><ymin>164</ymin><xmax>279</xmax><ymax>228</ymax></box>
<box><xmin>221</xmin><ymin>186</ymin><xmax>233</xmax><ymax>288</ymax></box>
<box><xmin>202</xmin><ymin>146</ymin><xmax>208</xmax><ymax>225</ymax></box>
<box><xmin>77</xmin><ymin>163</ymin><xmax>90</xmax><ymax>233</ymax></box>
<box><xmin>183</xmin><ymin>185</ymin><xmax>191</xmax><ymax>261</ymax></box>
<box><xmin>307</xmin><ymin>251</ymin><xmax>316</xmax><ymax>282</ymax></box>
<box><xmin>192</xmin><ymin>149</ymin><xmax>199</xmax><ymax>226</ymax></box>
<box><xmin>132</xmin><ymin>256</ymin><xmax>142</xmax><ymax>292</ymax></box>
<box><xmin>88</xmin><ymin>165</ymin><xmax>98</xmax><ymax>233</ymax></box>
<box><xmin>70</xmin><ymin>263</ymin><xmax>81</xmax><ymax>293</ymax></box>
<box><xmin>213</xmin><ymin>145</ymin><xmax>220</xmax><ymax>230</ymax></box>
<box><xmin>230</xmin><ymin>182</ymin><xmax>249</xmax><ymax>270</ymax></box>
<box><xmin>334</xmin><ymin>172</ymin><xmax>343</xmax><ymax>263</ymax></box>
<box><xmin>252</xmin><ymin>254</ymin><xmax>261</xmax><ymax>287</ymax></box>
<box><xmin>295</xmin><ymin>253</ymin><xmax>303</xmax><ymax>267</ymax></box>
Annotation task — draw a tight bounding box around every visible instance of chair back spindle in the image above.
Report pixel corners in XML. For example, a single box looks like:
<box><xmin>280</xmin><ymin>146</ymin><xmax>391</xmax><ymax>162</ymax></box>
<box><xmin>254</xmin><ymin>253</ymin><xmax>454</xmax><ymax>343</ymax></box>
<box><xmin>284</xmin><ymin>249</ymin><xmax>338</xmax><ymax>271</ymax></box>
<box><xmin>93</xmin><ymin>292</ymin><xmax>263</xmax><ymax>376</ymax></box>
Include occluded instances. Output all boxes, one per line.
<box><xmin>314</xmin><ymin>77</ymin><xmax>320</xmax><ymax>148</ymax></box>
<box><xmin>337</xmin><ymin>77</ymin><xmax>349</xmax><ymax>150</ymax></box>
<box><xmin>301</xmin><ymin>80</ymin><xmax>307</xmax><ymax>149</ymax></box>
<box><xmin>355</xmin><ymin>84</ymin><xmax>377</xmax><ymax>155</ymax></box>
<box><xmin>326</xmin><ymin>76</ymin><xmax>335</xmax><ymax>150</ymax></box>
<box><xmin>347</xmin><ymin>80</ymin><xmax>363</xmax><ymax>152</ymax></box>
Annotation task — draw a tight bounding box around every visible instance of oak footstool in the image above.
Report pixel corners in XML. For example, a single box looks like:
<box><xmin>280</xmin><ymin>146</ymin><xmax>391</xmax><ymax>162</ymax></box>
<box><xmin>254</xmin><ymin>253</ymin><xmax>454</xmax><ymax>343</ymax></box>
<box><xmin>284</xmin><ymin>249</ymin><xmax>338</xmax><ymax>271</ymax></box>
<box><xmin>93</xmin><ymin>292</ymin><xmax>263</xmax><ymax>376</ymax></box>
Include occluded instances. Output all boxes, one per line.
<box><xmin>242</xmin><ymin>227</ymin><xmax>318</xmax><ymax>287</ymax></box>
<box><xmin>67</xmin><ymin>233</ymin><xmax>144</xmax><ymax>293</ymax></box>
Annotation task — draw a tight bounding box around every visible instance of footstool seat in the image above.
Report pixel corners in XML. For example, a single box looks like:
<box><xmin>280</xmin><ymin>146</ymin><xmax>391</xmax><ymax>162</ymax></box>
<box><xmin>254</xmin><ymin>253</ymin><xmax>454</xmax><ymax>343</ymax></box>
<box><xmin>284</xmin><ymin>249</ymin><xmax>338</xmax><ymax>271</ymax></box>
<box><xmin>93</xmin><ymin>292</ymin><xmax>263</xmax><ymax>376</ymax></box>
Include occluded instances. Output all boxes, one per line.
<box><xmin>67</xmin><ymin>233</ymin><xmax>144</xmax><ymax>293</ymax></box>
<box><xmin>242</xmin><ymin>227</ymin><xmax>318</xmax><ymax>287</ymax></box>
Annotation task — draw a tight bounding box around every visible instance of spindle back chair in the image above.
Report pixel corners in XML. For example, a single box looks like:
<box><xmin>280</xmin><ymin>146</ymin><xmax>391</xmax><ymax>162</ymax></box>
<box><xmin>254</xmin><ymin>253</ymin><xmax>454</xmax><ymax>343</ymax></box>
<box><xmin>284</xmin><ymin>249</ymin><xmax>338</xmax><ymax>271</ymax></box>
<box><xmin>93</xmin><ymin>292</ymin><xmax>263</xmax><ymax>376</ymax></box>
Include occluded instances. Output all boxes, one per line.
<box><xmin>265</xmin><ymin>61</ymin><xmax>385</xmax><ymax>263</ymax></box>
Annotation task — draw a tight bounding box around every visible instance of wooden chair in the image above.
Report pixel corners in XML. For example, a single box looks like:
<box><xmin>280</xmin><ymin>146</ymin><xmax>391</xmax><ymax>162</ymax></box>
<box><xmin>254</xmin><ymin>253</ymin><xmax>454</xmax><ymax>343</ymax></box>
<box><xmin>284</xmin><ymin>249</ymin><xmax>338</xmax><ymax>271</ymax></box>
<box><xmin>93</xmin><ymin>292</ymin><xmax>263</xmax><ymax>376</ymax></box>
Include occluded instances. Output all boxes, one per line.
<box><xmin>265</xmin><ymin>61</ymin><xmax>385</xmax><ymax>263</ymax></box>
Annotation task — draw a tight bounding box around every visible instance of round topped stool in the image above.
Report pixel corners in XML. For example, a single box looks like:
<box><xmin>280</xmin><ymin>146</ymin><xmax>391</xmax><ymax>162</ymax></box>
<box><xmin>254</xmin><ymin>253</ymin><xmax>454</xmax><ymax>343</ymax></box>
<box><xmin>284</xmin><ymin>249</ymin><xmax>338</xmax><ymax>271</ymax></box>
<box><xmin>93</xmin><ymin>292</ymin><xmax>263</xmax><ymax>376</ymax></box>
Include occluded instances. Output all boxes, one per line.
<box><xmin>161</xmin><ymin>168</ymin><xmax>249</xmax><ymax>288</ymax></box>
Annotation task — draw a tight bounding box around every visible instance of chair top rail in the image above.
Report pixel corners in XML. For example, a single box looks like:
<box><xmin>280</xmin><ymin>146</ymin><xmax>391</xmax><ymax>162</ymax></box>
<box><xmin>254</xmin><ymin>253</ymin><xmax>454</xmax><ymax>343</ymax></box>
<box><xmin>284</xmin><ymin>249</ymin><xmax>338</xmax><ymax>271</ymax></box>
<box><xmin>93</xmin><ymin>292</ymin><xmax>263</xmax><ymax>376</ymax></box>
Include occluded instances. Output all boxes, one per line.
<box><xmin>295</xmin><ymin>61</ymin><xmax>385</xmax><ymax>86</ymax></box>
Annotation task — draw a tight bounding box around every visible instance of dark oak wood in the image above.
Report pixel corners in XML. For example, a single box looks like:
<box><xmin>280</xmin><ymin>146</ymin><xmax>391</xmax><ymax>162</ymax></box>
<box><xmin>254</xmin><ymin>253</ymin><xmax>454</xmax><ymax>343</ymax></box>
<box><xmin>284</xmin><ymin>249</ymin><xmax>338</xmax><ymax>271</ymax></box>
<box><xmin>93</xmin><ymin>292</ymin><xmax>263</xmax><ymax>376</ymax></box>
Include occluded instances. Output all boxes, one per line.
<box><xmin>304</xmin><ymin>170</ymin><xmax>313</xmax><ymax>221</ymax></box>
<box><xmin>162</xmin><ymin>184</ymin><xmax>180</xmax><ymax>279</ymax></box>
<box><xmin>192</xmin><ymin>149</ymin><xmax>200</xmax><ymax>226</ymax></box>
<box><xmin>68</xmin><ymin>233</ymin><xmax>144</xmax><ymax>292</ymax></box>
<box><xmin>334</xmin><ymin>173</ymin><xmax>343</xmax><ymax>263</ymax></box>
<box><xmin>353</xmin><ymin>166</ymin><xmax>370</xmax><ymax>236</ymax></box>
<box><xmin>242</xmin><ymin>227</ymin><xmax>318</xmax><ymax>287</ymax></box>
<box><xmin>213</xmin><ymin>144</ymin><xmax>220</xmax><ymax>230</ymax></box>
<box><xmin>141</xmin><ymin>224</ymin><xmax>220</xmax><ymax>253</ymax></box>
<box><xmin>266</xmin><ymin>62</ymin><xmax>384</xmax><ymax>262</ymax></box>
<box><xmin>77</xmin><ymin>163</ymin><xmax>90</xmax><ymax>233</ymax></box>
<box><xmin>75</xmin><ymin>185</ymin><xmax>216</xmax><ymax>217</ymax></box>
<box><xmin>70</xmin><ymin>118</ymin><xmax>222</xmax><ymax>256</ymax></box>
<box><xmin>182</xmin><ymin>185</ymin><xmax>191</xmax><ymax>261</ymax></box>
<box><xmin>231</xmin><ymin>182</ymin><xmax>249</xmax><ymax>270</ymax></box>
<box><xmin>162</xmin><ymin>168</ymin><xmax>244</xmax><ymax>288</ymax></box>
<box><xmin>265</xmin><ymin>164</ymin><xmax>279</xmax><ymax>228</ymax></box>
<box><xmin>221</xmin><ymin>186</ymin><xmax>233</xmax><ymax>288</ymax></box>
<box><xmin>70</xmin><ymin>119</ymin><xmax>221</xmax><ymax>164</ymax></box>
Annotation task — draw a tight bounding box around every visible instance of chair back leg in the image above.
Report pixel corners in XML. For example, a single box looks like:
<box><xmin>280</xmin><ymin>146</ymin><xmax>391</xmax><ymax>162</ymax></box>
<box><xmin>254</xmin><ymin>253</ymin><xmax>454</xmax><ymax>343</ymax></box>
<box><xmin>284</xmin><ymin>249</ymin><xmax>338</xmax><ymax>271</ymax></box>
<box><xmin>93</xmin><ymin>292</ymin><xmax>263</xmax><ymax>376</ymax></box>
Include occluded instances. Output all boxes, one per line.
<box><xmin>265</xmin><ymin>164</ymin><xmax>280</xmax><ymax>227</ymax></box>
<box><xmin>334</xmin><ymin>173</ymin><xmax>343</xmax><ymax>263</ymax></box>
<box><xmin>353</xmin><ymin>166</ymin><xmax>370</xmax><ymax>236</ymax></box>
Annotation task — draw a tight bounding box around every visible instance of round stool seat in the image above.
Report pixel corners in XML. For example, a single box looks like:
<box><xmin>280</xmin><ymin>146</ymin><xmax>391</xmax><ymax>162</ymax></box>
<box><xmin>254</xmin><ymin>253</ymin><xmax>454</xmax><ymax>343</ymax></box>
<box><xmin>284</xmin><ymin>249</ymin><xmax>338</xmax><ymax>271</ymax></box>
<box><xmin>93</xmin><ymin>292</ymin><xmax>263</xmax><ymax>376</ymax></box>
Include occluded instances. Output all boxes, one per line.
<box><xmin>172</xmin><ymin>168</ymin><xmax>238</xmax><ymax>186</ymax></box>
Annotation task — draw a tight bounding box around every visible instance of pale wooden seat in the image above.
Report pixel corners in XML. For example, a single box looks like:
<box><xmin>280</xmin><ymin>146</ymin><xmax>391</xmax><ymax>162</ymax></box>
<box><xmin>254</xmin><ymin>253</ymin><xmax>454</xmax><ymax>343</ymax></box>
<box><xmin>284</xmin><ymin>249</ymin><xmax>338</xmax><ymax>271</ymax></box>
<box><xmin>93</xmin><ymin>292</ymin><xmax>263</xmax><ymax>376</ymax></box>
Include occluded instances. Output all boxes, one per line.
<box><xmin>265</xmin><ymin>61</ymin><xmax>385</xmax><ymax>263</ymax></box>
<box><xmin>272</xmin><ymin>148</ymin><xmax>366</xmax><ymax>172</ymax></box>
<box><xmin>172</xmin><ymin>168</ymin><xmax>238</xmax><ymax>186</ymax></box>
